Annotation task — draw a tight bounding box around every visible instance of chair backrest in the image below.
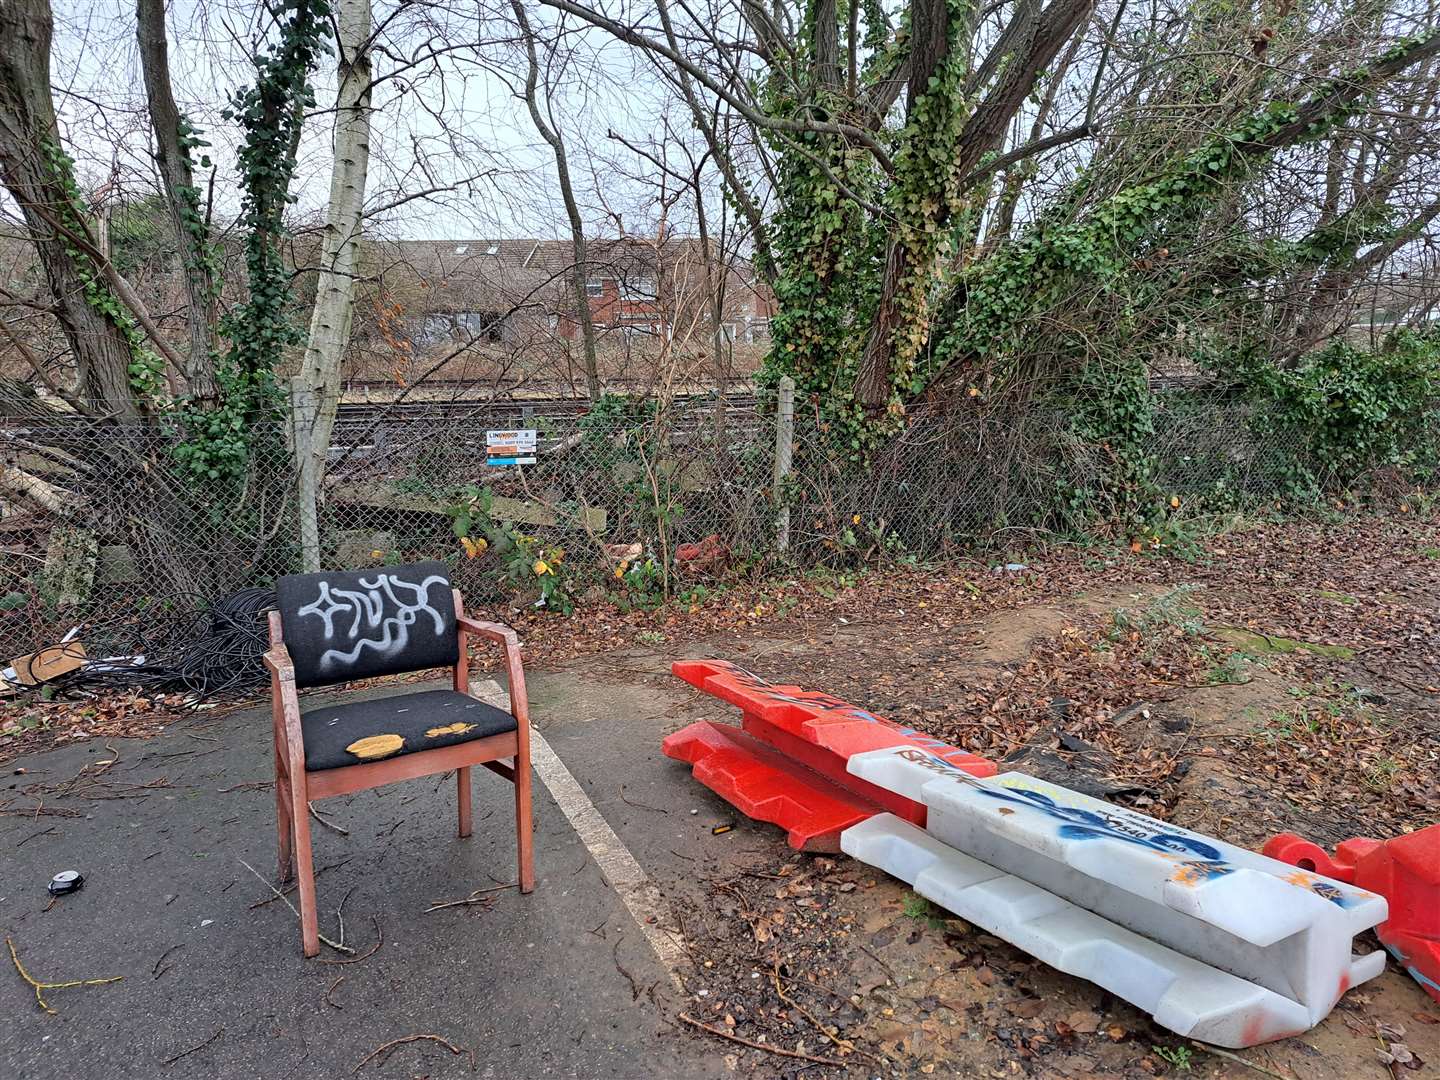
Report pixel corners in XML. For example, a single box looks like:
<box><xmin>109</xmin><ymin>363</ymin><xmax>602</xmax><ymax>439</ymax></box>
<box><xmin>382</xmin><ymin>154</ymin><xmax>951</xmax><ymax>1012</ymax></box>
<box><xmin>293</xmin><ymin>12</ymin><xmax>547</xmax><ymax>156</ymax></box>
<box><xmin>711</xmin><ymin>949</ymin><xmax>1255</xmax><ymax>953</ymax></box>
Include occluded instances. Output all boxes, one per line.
<box><xmin>274</xmin><ymin>561</ymin><xmax>459</xmax><ymax>689</ymax></box>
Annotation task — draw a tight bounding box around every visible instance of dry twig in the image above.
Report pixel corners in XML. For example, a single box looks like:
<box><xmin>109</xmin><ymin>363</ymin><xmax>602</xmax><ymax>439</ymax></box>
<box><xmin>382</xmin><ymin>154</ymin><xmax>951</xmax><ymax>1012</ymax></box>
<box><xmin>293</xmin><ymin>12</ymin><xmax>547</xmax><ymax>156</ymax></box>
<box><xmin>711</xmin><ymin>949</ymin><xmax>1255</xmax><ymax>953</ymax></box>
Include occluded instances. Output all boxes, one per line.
<box><xmin>335</xmin><ymin>885</ymin><xmax>356</xmax><ymax>947</ymax></box>
<box><xmin>424</xmin><ymin>882</ymin><xmax>518</xmax><ymax>913</ymax></box>
<box><xmin>772</xmin><ymin>957</ymin><xmax>871</xmax><ymax>1061</ymax></box>
<box><xmin>1190</xmin><ymin>1042</ymin><xmax>1295</xmax><ymax>1080</ymax></box>
<box><xmin>237</xmin><ymin>858</ymin><xmax>355</xmax><ymax>955</ymax></box>
<box><xmin>618</xmin><ymin>785</ymin><xmax>668</xmax><ymax>814</ymax></box>
<box><xmin>678</xmin><ymin>1012</ymin><xmax>845</xmax><ymax>1066</ymax></box>
<box><xmin>613</xmin><ymin>939</ymin><xmax>641</xmax><ymax>1001</ymax></box>
<box><xmin>217</xmin><ymin>781</ymin><xmax>272</xmax><ymax>794</ymax></box>
<box><xmin>353</xmin><ymin>1033</ymin><xmax>473</xmax><ymax>1073</ymax></box>
<box><xmin>7</xmin><ymin>936</ymin><xmax>122</xmax><ymax>1014</ymax></box>
<box><xmin>317</xmin><ymin>916</ymin><xmax>384</xmax><ymax>966</ymax></box>
<box><xmin>15</xmin><ymin>825</ymin><xmax>56</xmax><ymax>848</ymax></box>
<box><xmin>309</xmin><ymin>802</ymin><xmax>350</xmax><ymax>836</ymax></box>
<box><xmin>161</xmin><ymin>1027</ymin><xmax>222</xmax><ymax>1067</ymax></box>
<box><xmin>152</xmin><ymin>943</ymin><xmax>184</xmax><ymax>979</ymax></box>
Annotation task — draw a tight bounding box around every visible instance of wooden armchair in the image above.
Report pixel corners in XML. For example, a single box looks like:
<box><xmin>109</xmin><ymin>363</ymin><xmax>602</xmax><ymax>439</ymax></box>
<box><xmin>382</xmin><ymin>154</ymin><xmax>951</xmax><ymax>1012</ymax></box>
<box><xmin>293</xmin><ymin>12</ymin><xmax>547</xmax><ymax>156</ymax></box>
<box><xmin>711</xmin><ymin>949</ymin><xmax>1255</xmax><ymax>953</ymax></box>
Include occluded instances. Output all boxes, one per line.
<box><xmin>263</xmin><ymin>560</ymin><xmax>534</xmax><ymax>957</ymax></box>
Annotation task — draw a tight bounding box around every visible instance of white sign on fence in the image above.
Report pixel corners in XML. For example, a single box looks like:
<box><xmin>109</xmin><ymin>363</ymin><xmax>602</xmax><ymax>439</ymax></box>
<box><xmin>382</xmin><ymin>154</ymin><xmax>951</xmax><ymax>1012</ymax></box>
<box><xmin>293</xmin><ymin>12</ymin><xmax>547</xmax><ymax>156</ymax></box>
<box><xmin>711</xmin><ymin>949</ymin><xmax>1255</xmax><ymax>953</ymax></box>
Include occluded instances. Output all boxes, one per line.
<box><xmin>486</xmin><ymin>429</ymin><xmax>537</xmax><ymax>466</ymax></box>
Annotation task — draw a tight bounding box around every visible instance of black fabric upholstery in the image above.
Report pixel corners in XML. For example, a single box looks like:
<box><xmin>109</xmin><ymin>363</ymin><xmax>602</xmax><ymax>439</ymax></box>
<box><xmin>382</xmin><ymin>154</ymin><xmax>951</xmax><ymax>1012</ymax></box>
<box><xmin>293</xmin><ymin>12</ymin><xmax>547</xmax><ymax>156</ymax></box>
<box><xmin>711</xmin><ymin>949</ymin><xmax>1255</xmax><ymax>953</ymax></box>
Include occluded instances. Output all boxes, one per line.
<box><xmin>275</xmin><ymin>561</ymin><xmax>459</xmax><ymax>688</ymax></box>
<box><xmin>301</xmin><ymin>689</ymin><xmax>517</xmax><ymax>771</ymax></box>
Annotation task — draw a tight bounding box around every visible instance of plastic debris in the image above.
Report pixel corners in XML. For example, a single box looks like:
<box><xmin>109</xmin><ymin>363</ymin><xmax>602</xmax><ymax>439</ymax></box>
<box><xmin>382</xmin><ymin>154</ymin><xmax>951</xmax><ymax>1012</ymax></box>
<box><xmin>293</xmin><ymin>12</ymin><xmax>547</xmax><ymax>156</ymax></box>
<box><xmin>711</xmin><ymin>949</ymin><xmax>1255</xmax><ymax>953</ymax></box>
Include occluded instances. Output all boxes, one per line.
<box><xmin>47</xmin><ymin>871</ymin><xmax>84</xmax><ymax>897</ymax></box>
<box><xmin>844</xmin><ymin>747</ymin><xmax>1387</xmax><ymax>1047</ymax></box>
<box><xmin>1265</xmin><ymin>826</ymin><xmax>1440</xmax><ymax>1003</ymax></box>
<box><xmin>664</xmin><ymin>659</ymin><xmax>992</xmax><ymax>850</ymax></box>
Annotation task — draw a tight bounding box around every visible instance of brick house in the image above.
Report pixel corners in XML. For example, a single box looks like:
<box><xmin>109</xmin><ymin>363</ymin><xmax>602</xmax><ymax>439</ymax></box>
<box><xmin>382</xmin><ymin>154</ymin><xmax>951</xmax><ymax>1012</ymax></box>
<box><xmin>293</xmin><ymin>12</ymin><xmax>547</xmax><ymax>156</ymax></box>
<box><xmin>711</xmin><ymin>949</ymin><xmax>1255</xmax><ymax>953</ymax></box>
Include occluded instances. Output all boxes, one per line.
<box><xmin>349</xmin><ymin>235</ymin><xmax>775</xmax><ymax>391</ymax></box>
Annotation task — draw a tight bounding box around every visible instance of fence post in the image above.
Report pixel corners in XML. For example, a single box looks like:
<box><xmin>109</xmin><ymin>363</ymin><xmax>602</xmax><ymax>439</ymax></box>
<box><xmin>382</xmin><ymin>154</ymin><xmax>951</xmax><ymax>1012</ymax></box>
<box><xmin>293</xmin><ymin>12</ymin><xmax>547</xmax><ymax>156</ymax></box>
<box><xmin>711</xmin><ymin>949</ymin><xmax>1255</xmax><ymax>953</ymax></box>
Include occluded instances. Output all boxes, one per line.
<box><xmin>773</xmin><ymin>375</ymin><xmax>795</xmax><ymax>553</ymax></box>
<box><xmin>290</xmin><ymin>379</ymin><xmax>322</xmax><ymax>572</ymax></box>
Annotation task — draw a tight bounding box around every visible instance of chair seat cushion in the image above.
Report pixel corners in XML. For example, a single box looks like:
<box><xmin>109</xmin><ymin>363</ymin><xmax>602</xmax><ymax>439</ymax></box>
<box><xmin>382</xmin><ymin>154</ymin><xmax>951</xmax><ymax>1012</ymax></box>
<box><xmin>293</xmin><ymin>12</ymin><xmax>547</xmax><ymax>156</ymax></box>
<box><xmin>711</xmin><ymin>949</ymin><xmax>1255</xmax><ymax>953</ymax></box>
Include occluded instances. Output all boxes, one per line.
<box><xmin>301</xmin><ymin>689</ymin><xmax>517</xmax><ymax>771</ymax></box>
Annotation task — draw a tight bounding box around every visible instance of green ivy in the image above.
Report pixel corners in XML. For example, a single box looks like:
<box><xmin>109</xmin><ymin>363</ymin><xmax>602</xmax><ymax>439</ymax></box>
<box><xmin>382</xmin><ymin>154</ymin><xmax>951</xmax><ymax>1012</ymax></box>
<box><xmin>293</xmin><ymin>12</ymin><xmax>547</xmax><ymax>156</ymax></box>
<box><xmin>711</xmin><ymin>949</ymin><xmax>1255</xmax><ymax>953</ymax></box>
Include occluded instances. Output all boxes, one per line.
<box><xmin>40</xmin><ymin>141</ymin><xmax>166</xmax><ymax>403</ymax></box>
<box><xmin>173</xmin><ymin>0</ymin><xmax>331</xmax><ymax>484</ymax></box>
<box><xmin>172</xmin><ymin>113</ymin><xmax>222</xmax><ymax>299</ymax></box>
<box><xmin>1245</xmin><ymin>330</ymin><xmax>1440</xmax><ymax>485</ymax></box>
<box><xmin>758</xmin><ymin>1</ymin><xmax>887</xmax><ymax>454</ymax></box>
<box><xmin>880</xmin><ymin>0</ymin><xmax>973</xmax><ymax>405</ymax></box>
<box><xmin>929</xmin><ymin>100</ymin><xmax>1307</xmax><ymax>377</ymax></box>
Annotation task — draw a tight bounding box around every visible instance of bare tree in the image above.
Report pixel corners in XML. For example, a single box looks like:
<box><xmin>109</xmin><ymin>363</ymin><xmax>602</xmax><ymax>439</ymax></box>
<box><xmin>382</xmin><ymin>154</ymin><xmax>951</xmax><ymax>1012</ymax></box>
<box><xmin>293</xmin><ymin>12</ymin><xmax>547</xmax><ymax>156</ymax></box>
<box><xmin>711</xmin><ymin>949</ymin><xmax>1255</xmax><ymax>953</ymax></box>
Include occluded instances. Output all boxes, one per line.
<box><xmin>136</xmin><ymin>0</ymin><xmax>218</xmax><ymax>399</ymax></box>
<box><xmin>0</xmin><ymin>0</ymin><xmax>146</xmax><ymax>416</ymax></box>
<box><xmin>293</xmin><ymin>0</ymin><xmax>375</xmax><ymax>570</ymax></box>
<box><xmin>510</xmin><ymin>0</ymin><xmax>601</xmax><ymax>401</ymax></box>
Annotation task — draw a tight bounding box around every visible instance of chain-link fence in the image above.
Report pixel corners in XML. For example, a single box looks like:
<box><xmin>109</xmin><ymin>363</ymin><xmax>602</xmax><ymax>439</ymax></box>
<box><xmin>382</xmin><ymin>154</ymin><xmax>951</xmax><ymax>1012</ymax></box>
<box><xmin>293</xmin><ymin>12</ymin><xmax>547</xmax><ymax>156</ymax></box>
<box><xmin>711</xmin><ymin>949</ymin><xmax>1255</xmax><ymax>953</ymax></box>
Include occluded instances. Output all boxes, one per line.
<box><xmin>0</xmin><ymin>385</ymin><xmax>1425</xmax><ymax>668</ymax></box>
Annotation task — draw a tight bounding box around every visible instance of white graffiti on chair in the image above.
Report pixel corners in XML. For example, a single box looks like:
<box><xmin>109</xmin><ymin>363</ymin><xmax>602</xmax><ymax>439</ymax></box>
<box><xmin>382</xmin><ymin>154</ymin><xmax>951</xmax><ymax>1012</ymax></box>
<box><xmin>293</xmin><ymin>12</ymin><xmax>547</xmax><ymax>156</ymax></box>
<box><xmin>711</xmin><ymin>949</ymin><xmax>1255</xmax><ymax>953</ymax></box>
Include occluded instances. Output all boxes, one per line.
<box><xmin>297</xmin><ymin>572</ymin><xmax>450</xmax><ymax>669</ymax></box>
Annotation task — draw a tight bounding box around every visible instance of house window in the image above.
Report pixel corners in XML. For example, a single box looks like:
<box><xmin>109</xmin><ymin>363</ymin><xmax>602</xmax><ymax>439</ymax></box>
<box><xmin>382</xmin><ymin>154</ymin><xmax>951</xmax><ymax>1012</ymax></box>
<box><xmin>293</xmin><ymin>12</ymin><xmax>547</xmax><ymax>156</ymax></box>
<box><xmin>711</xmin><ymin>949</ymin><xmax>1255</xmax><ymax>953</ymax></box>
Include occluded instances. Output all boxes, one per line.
<box><xmin>453</xmin><ymin>311</ymin><xmax>503</xmax><ymax>343</ymax></box>
<box><xmin>413</xmin><ymin>315</ymin><xmax>451</xmax><ymax>348</ymax></box>
<box><xmin>614</xmin><ymin>312</ymin><xmax>655</xmax><ymax>339</ymax></box>
<box><xmin>622</xmin><ymin>275</ymin><xmax>657</xmax><ymax>301</ymax></box>
<box><xmin>585</xmin><ymin>280</ymin><xmax>605</xmax><ymax>298</ymax></box>
<box><xmin>748</xmin><ymin>318</ymin><xmax>771</xmax><ymax>344</ymax></box>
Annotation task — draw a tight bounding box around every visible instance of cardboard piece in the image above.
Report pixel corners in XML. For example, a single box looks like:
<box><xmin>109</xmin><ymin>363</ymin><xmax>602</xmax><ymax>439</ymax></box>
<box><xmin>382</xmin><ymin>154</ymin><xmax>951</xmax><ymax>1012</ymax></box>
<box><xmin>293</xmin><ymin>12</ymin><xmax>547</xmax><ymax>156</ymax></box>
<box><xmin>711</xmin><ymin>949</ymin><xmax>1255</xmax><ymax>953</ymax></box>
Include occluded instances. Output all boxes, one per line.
<box><xmin>7</xmin><ymin>641</ymin><xmax>86</xmax><ymax>685</ymax></box>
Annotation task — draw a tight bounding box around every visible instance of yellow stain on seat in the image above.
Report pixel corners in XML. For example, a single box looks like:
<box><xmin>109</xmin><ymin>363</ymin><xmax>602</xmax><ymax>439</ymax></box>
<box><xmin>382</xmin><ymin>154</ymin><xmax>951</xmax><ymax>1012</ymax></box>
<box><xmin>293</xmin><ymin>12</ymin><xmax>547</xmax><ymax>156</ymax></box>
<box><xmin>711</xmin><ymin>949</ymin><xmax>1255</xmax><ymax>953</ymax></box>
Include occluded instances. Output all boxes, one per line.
<box><xmin>346</xmin><ymin>733</ymin><xmax>405</xmax><ymax>760</ymax></box>
<box><xmin>426</xmin><ymin>722</ymin><xmax>477</xmax><ymax>738</ymax></box>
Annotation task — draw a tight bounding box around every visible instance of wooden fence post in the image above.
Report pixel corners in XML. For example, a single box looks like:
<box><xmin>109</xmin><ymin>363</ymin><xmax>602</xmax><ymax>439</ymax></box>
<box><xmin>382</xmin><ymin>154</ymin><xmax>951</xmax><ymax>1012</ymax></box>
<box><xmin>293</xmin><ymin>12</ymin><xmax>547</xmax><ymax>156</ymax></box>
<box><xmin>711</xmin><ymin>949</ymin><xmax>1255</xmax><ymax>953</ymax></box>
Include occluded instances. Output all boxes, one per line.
<box><xmin>290</xmin><ymin>379</ymin><xmax>322</xmax><ymax>572</ymax></box>
<box><xmin>774</xmin><ymin>375</ymin><xmax>795</xmax><ymax>553</ymax></box>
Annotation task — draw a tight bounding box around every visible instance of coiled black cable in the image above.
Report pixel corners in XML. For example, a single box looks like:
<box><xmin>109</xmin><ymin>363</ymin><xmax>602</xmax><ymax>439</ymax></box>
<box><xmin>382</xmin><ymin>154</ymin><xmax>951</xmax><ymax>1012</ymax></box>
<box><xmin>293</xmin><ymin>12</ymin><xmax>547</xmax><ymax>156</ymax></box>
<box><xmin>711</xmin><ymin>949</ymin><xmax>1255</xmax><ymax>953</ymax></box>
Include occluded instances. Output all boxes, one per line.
<box><xmin>29</xmin><ymin>587</ymin><xmax>276</xmax><ymax>702</ymax></box>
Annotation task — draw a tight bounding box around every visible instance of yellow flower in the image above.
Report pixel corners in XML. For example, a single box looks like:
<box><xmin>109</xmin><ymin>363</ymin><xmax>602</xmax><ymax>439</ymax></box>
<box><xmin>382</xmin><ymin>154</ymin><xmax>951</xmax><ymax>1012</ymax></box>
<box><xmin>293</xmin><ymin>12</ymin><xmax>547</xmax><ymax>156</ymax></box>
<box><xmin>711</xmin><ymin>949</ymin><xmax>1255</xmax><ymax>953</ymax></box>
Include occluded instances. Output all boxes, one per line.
<box><xmin>460</xmin><ymin>536</ymin><xmax>487</xmax><ymax>559</ymax></box>
<box><xmin>614</xmin><ymin>566</ymin><xmax>625</xmax><ymax>579</ymax></box>
<box><xmin>533</xmin><ymin>559</ymin><xmax>549</xmax><ymax>576</ymax></box>
<box><xmin>369</xmin><ymin>549</ymin><xmax>385</xmax><ymax>559</ymax></box>
<box><xmin>851</xmin><ymin>514</ymin><xmax>862</xmax><ymax>525</ymax></box>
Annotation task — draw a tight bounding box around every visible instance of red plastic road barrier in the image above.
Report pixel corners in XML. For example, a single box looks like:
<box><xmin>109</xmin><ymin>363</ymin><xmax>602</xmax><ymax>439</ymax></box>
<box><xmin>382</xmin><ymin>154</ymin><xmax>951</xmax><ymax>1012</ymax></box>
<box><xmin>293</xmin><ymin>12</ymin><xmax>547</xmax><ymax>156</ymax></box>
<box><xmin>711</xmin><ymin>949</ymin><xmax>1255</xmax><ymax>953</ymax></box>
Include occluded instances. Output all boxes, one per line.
<box><xmin>664</xmin><ymin>659</ymin><xmax>995</xmax><ymax>849</ymax></box>
<box><xmin>663</xmin><ymin>721</ymin><xmax>881</xmax><ymax>852</ymax></box>
<box><xmin>1264</xmin><ymin>827</ymin><xmax>1440</xmax><ymax>1003</ymax></box>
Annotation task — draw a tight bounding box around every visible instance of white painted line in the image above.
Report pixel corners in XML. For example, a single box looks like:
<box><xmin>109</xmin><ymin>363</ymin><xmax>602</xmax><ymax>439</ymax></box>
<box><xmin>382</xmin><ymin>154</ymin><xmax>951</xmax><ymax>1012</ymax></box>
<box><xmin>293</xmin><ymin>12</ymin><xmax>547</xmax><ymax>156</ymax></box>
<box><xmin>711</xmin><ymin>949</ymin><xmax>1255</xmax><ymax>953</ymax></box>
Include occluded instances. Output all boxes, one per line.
<box><xmin>528</xmin><ymin>729</ymin><xmax>688</xmax><ymax>988</ymax></box>
<box><xmin>471</xmin><ymin>680</ymin><xmax>687</xmax><ymax>988</ymax></box>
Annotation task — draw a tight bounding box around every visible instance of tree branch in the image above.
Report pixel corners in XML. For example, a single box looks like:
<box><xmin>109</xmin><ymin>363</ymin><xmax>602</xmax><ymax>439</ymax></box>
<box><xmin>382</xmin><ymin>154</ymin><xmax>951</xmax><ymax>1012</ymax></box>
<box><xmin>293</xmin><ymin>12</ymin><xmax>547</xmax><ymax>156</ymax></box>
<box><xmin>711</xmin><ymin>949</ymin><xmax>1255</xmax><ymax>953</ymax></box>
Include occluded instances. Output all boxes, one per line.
<box><xmin>535</xmin><ymin>0</ymin><xmax>896</xmax><ymax>173</ymax></box>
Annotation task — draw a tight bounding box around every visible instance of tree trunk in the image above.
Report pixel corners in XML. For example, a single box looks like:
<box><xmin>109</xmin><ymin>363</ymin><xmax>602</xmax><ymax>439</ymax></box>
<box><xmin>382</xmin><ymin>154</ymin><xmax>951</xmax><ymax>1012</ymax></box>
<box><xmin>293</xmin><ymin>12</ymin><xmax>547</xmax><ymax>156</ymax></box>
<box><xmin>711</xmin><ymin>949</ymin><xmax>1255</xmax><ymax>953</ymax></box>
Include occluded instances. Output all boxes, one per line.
<box><xmin>854</xmin><ymin>0</ymin><xmax>1091</xmax><ymax>409</ymax></box>
<box><xmin>511</xmin><ymin>0</ymin><xmax>602</xmax><ymax>401</ymax></box>
<box><xmin>293</xmin><ymin>0</ymin><xmax>374</xmax><ymax>570</ymax></box>
<box><xmin>0</xmin><ymin>0</ymin><xmax>142</xmax><ymax>417</ymax></box>
<box><xmin>694</xmin><ymin>187</ymin><xmax>731</xmax><ymax>437</ymax></box>
<box><xmin>852</xmin><ymin>0</ymin><xmax>951</xmax><ymax>411</ymax></box>
<box><xmin>136</xmin><ymin>0</ymin><xmax>218</xmax><ymax>399</ymax></box>
<box><xmin>813</xmin><ymin>0</ymin><xmax>842</xmax><ymax>90</ymax></box>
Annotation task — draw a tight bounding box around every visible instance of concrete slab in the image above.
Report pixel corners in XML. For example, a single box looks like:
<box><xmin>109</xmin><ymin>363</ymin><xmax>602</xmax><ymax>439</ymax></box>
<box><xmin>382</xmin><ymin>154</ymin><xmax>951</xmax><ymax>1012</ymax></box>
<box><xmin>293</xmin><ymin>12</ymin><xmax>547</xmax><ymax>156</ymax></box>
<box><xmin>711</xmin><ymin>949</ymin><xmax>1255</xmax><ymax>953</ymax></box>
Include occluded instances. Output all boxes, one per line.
<box><xmin>0</xmin><ymin>670</ymin><xmax>745</xmax><ymax>1079</ymax></box>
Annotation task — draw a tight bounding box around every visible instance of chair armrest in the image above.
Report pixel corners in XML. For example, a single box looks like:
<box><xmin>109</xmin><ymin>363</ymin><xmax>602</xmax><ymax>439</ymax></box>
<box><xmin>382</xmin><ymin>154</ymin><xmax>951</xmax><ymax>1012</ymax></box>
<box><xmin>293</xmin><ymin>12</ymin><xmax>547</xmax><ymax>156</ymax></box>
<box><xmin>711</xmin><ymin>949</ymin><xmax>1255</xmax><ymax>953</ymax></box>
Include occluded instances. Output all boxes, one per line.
<box><xmin>263</xmin><ymin>641</ymin><xmax>296</xmax><ymax>680</ymax></box>
<box><xmin>264</xmin><ymin>641</ymin><xmax>306</xmax><ymax>775</ymax></box>
<box><xmin>456</xmin><ymin>616</ymin><xmax>518</xmax><ymax>647</ymax></box>
<box><xmin>456</xmin><ymin>615</ymin><xmax>529</xmax><ymax>728</ymax></box>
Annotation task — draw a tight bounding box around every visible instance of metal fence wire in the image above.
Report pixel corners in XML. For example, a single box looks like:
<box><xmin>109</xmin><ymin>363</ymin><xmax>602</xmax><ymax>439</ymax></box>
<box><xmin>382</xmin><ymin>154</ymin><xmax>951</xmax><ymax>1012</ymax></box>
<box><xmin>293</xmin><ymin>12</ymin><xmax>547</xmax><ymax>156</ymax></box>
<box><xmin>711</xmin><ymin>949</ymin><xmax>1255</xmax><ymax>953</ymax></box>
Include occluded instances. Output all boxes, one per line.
<box><xmin>0</xmin><ymin>386</ymin><xmax>1426</xmax><ymax>671</ymax></box>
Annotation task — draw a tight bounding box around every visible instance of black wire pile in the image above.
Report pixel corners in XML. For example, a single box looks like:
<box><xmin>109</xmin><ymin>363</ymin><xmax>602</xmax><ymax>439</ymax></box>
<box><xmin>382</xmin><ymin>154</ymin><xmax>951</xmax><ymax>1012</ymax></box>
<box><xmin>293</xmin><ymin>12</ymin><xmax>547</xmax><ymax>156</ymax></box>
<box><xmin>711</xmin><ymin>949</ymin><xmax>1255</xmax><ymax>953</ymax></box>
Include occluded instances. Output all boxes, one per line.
<box><xmin>39</xmin><ymin>587</ymin><xmax>276</xmax><ymax>702</ymax></box>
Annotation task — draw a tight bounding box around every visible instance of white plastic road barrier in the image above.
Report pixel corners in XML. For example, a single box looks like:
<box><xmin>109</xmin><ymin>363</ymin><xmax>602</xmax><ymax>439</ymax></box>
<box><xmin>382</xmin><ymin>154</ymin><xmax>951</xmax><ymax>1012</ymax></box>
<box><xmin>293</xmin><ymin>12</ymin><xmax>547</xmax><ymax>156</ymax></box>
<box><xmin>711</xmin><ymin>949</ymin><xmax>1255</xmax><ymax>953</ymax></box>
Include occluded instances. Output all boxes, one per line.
<box><xmin>842</xmin><ymin>747</ymin><xmax>1388</xmax><ymax>1047</ymax></box>
<box><xmin>843</xmin><ymin>815</ymin><xmax>1316</xmax><ymax>1046</ymax></box>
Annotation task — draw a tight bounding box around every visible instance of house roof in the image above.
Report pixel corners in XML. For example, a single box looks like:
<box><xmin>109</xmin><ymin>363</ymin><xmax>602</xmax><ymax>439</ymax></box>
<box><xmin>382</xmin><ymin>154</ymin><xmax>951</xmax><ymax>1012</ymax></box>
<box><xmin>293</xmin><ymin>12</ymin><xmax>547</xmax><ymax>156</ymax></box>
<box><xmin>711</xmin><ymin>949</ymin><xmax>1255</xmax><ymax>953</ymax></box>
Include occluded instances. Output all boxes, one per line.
<box><xmin>366</xmin><ymin>236</ymin><xmax>771</xmax><ymax>316</ymax></box>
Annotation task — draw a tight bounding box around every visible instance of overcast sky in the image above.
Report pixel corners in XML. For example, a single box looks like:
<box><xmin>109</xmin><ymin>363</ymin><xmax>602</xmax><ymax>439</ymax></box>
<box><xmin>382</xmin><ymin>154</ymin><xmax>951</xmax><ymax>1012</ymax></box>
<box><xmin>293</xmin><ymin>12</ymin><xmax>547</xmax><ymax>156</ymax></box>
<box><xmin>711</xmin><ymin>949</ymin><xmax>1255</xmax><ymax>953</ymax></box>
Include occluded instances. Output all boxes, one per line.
<box><xmin>46</xmin><ymin>0</ymin><xmax>713</xmax><ymax>243</ymax></box>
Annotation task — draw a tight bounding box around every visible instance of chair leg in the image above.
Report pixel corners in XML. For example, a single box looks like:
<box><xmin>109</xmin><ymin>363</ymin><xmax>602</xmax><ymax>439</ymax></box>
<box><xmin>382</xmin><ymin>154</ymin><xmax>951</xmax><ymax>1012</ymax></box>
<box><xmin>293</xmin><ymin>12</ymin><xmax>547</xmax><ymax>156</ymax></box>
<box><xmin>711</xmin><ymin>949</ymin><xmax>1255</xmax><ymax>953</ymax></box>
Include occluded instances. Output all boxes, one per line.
<box><xmin>515</xmin><ymin>755</ymin><xmax>535</xmax><ymax>893</ymax></box>
<box><xmin>457</xmin><ymin>767</ymin><xmax>472</xmax><ymax>838</ymax></box>
<box><xmin>275</xmin><ymin>775</ymin><xmax>294</xmax><ymax>883</ymax></box>
<box><xmin>291</xmin><ymin>788</ymin><xmax>320</xmax><ymax>958</ymax></box>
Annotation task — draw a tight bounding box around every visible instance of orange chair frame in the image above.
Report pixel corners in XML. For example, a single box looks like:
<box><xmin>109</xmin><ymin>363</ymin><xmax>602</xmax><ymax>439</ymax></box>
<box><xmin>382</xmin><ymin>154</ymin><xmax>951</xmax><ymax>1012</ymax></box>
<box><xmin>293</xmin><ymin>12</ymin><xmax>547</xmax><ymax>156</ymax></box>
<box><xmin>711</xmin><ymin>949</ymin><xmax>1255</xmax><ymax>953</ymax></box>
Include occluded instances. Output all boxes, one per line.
<box><xmin>262</xmin><ymin>588</ymin><xmax>535</xmax><ymax>957</ymax></box>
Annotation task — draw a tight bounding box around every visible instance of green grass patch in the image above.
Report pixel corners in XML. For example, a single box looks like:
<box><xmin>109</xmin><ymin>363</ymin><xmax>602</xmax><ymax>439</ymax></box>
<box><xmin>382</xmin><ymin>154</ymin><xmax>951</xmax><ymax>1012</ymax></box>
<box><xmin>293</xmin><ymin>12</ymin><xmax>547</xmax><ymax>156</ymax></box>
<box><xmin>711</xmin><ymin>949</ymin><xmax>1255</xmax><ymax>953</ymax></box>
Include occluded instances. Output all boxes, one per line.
<box><xmin>1216</xmin><ymin>628</ymin><xmax>1354</xmax><ymax>660</ymax></box>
